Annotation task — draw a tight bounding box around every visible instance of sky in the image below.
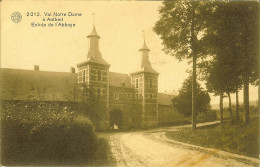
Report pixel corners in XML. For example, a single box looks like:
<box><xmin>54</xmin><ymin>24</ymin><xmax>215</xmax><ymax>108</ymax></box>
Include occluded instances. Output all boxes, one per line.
<box><xmin>1</xmin><ymin>0</ymin><xmax>258</xmax><ymax>105</ymax></box>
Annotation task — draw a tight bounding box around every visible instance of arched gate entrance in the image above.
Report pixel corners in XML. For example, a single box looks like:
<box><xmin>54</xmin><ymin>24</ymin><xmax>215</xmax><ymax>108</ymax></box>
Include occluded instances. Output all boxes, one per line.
<box><xmin>109</xmin><ymin>109</ymin><xmax>123</xmax><ymax>130</ymax></box>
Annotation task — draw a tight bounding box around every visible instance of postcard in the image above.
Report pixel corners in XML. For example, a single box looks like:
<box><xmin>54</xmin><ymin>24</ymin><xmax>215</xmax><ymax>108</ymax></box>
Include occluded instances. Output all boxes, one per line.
<box><xmin>1</xmin><ymin>0</ymin><xmax>259</xmax><ymax>166</ymax></box>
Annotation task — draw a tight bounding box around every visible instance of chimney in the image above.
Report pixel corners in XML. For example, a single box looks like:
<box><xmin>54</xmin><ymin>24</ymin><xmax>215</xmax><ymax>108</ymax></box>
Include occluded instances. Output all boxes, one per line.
<box><xmin>70</xmin><ymin>67</ymin><xmax>75</xmax><ymax>73</ymax></box>
<box><xmin>34</xmin><ymin>65</ymin><xmax>39</xmax><ymax>71</ymax></box>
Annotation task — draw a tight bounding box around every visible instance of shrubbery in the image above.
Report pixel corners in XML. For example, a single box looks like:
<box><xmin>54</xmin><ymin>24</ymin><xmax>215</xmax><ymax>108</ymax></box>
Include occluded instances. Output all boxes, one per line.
<box><xmin>197</xmin><ymin>109</ymin><xmax>217</xmax><ymax>123</ymax></box>
<box><xmin>1</xmin><ymin>101</ymin><xmax>99</xmax><ymax>165</ymax></box>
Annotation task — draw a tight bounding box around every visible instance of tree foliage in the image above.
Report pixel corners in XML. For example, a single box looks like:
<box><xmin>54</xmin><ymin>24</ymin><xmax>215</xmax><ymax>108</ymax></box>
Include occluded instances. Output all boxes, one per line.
<box><xmin>172</xmin><ymin>76</ymin><xmax>211</xmax><ymax>117</ymax></box>
<box><xmin>199</xmin><ymin>1</ymin><xmax>259</xmax><ymax>123</ymax></box>
<box><xmin>154</xmin><ymin>1</ymin><xmax>211</xmax><ymax>129</ymax></box>
<box><xmin>154</xmin><ymin>1</ymin><xmax>210</xmax><ymax>60</ymax></box>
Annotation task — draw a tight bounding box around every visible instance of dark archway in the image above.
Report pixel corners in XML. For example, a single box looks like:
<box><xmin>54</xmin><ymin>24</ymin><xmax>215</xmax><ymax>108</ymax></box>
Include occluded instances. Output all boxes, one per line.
<box><xmin>109</xmin><ymin>109</ymin><xmax>123</xmax><ymax>130</ymax></box>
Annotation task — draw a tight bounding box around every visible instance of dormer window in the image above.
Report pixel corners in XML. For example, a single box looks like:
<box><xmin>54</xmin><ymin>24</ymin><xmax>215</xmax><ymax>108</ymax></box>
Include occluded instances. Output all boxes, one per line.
<box><xmin>98</xmin><ymin>70</ymin><xmax>101</xmax><ymax>81</ymax></box>
<box><xmin>135</xmin><ymin>78</ymin><xmax>139</xmax><ymax>88</ymax></box>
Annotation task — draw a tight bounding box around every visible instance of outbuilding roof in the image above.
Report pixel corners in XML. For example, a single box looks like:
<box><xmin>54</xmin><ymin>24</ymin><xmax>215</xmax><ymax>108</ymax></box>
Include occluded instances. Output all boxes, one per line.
<box><xmin>0</xmin><ymin>68</ymin><xmax>174</xmax><ymax>105</ymax></box>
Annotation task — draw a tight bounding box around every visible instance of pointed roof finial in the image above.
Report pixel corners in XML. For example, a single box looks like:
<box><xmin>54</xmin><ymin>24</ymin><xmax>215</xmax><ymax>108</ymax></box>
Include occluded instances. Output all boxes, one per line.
<box><xmin>92</xmin><ymin>13</ymin><xmax>95</xmax><ymax>26</ymax></box>
<box><xmin>142</xmin><ymin>30</ymin><xmax>145</xmax><ymax>42</ymax></box>
<box><xmin>87</xmin><ymin>13</ymin><xmax>100</xmax><ymax>38</ymax></box>
<box><xmin>139</xmin><ymin>30</ymin><xmax>150</xmax><ymax>51</ymax></box>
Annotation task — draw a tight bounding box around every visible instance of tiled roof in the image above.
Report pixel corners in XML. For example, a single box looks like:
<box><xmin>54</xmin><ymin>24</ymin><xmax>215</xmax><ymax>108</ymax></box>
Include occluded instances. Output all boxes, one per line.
<box><xmin>157</xmin><ymin>93</ymin><xmax>175</xmax><ymax>106</ymax></box>
<box><xmin>0</xmin><ymin>68</ymin><xmax>77</xmax><ymax>101</ymax></box>
<box><xmin>131</xmin><ymin>67</ymin><xmax>159</xmax><ymax>75</ymax></box>
<box><xmin>109</xmin><ymin>72</ymin><xmax>132</xmax><ymax>88</ymax></box>
<box><xmin>0</xmin><ymin>68</ymin><xmax>174</xmax><ymax>105</ymax></box>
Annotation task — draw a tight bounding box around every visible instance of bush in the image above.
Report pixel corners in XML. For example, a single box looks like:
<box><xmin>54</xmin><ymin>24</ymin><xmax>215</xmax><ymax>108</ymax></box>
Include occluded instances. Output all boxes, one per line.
<box><xmin>197</xmin><ymin>109</ymin><xmax>217</xmax><ymax>123</ymax></box>
<box><xmin>1</xmin><ymin>102</ymin><xmax>98</xmax><ymax>165</ymax></box>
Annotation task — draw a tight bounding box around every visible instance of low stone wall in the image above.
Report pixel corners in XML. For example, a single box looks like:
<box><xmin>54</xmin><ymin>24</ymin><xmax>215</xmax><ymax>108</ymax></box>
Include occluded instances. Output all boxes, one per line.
<box><xmin>1</xmin><ymin>100</ymin><xmax>186</xmax><ymax>130</ymax></box>
<box><xmin>0</xmin><ymin>100</ymin><xmax>109</xmax><ymax>130</ymax></box>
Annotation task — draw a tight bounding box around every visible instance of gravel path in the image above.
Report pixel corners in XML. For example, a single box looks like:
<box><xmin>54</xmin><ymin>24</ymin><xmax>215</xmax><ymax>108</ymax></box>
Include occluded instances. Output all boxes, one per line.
<box><xmin>108</xmin><ymin>122</ymin><xmax>259</xmax><ymax>167</ymax></box>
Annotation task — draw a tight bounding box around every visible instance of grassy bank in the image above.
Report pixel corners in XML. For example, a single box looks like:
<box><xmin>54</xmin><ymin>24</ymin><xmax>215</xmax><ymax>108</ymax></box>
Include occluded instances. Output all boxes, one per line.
<box><xmin>166</xmin><ymin>117</ymin><xmax>259</xmax><ymax>158</ymax></box>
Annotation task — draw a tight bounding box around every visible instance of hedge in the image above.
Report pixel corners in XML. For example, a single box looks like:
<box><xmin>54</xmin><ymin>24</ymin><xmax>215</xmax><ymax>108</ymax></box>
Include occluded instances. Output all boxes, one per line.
<box><xmin>1</xmin><ymin>102</ymin><xmax>98</xmax><ymax>165</ymax></box>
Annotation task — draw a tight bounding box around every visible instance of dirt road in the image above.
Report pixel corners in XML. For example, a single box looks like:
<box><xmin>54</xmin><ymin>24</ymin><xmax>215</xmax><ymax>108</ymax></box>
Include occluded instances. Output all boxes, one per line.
<box><xmin>108</xmin><ymin>122</ymin><xmax>259</xmax><ymax>167</ymax></box>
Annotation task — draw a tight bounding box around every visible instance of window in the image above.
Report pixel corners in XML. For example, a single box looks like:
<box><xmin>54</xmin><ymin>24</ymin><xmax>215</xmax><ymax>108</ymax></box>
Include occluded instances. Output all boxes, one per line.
<box><xmin>135</xmin><ymin>78</ymin><xmax>139</xmax><ymax>88</ymax></box>
<box><xmin>97</xmin><ymin>88</ymin><xmax>101</xmax><ymax>100</ymax></box>
<box><xmin>150</xmin><ymin>79</ymin><xmax>153</xmax><ymax>88</ymax></box>
<box><xmin>98</xmin><ymin>71</ymin><xmax>101</xmax><ymax>81</ymax></box>
<box><xmin>83</xmin><ymin>71</ymin><xmax>86</xmax><ymax>82</ymax></box>
<box><xmin>135</xmin><ymin>94</ymin><xmax>139</xmax><ymax>99</ymax></box>
<box><xmin>114</xmin><ymin>93</ymin><xmax>119</xmax><ymax>100</ymax></box>
<box><xmin>127</xmin><ymin>94</ymin><xmax>131</xmax><ymax>99</ymax></box>
<box><xmin>78</xmin><ymin>71</ymin><xmax>83</xmax><ymax>83</ymax></box>
<box><xmin>150</xmin><ymin>94</ymin><xmax>153</xmax><ymax>99</ymax></box>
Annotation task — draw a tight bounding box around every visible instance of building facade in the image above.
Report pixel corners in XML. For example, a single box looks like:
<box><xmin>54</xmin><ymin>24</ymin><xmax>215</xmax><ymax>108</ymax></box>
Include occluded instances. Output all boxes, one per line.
<box><xmin>76</xmin><ymin>26</ymin><xmax>159</xmax><ymax>130</ymax></box>
<box><xmin>0</xmin><ymin>25</ymin><xmax>178</xmax><ymax>131</ymax></box>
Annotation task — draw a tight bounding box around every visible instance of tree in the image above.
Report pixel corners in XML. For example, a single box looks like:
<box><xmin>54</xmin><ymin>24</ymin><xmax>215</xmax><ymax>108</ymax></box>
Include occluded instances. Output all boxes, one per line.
<box><xmin>154</xmin><ymin>1</ymin><xmax>210</xmax><ymax>129</ymax></box>
<box><xmin>237</xmin><ymin>2</ymin><xmax>259</xmax><ymax>123</ymax></box>
<box><xmin>172</xmin><ymin>76</ymin><xmax>211</xmax><ymax>117</ymax></box>
<box><xmin>200</xmin><ymin>2</ymin><xmax>258</xmax><ymax>123</ymax></box>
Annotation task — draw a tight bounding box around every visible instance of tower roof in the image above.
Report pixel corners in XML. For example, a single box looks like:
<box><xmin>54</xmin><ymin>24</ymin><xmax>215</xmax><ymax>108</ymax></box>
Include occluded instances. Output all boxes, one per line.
<box><xmin>139</xmin><ymin>40</ymin><xmax>150</xmax><ymax>51</ymax></box>
<box><xmin>87</xmin><ymin>26</ymin><xmax>100</xmax><ymax>39</ymax></box>
<box><xmin>77</xmin><ymin>25</ymin><xmax>109</xmax><ymax>67</ymax></box>
<box><xmin>131</xmin><ymin>40</ymin><xmax>159</xmax><ymax>75</ymax></box>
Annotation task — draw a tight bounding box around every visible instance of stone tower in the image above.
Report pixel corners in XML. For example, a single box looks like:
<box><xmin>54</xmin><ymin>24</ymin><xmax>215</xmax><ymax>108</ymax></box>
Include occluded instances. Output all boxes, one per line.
<box><xmin>130</xmin><ymin>40</ymin><xmax>159</xmax><ymax>128</ymax></box>
<box><xmin>77</xmin><ymin>26</ymin><xmax>110</xmax><ymax>130</ymax></box>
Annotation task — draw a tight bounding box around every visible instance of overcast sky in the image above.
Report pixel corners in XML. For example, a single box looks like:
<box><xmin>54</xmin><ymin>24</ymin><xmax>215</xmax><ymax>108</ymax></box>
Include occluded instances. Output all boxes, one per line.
<box><xmin>1</xmin><ymin>0</ymin><xmax>258</xmax><ymax>105</ymax></box>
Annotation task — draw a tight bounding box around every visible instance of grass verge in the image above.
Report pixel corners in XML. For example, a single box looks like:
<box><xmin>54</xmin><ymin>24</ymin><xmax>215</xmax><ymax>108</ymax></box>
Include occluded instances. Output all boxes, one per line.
<box><xmin>165</xmin><ymin>117</ymin><xmax>259</xmax><ymax>158</ymax></box>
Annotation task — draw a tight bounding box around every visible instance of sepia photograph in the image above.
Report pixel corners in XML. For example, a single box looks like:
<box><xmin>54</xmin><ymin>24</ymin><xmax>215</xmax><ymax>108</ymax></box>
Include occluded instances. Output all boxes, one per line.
<box><xmin>0</xmin><ymin>0</ymin><xmax>259</xmax><ymax>166</ymax></box>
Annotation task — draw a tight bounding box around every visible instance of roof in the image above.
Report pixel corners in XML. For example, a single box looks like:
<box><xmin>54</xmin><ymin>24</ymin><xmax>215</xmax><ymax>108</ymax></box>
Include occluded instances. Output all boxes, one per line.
<box><xmin>77</xmin><ymin>55</ymin><xmax>110</xmax><ymax>67</ymax></box>
<box><xmin>0</xmin><ymin>68</ymin><xmax>174</xmax><ymax>105</ymax></box>
<box><xmin>109</xmin><ymin>72</ymin><xmax>131</xmax><ymax>88</ymax></box>
<box><xmin>87</xmin><ymin>26</ymin><xmax>100</xmax><ymax>38</ymax></box>
<box><xmin>131</xmin><ymin>41</ymin><xmax>159</xmax><ymax>75</ymax></box>
<box><xmin>157</xmin><ymin>93</ymin><xmax>175</xmax><ymax>105</ymax></box>
<box><xmin>0</xmin><ymin>68</ymin><xmax>77</xmax><ymax>101</ymax></box>
<box><xmin>139</xmin><ymin>40</ymin><xmax>150</xmax><ymax>51</ymax></box>
<box><xmin>131</xmin><ymin>67</ymin><xmax>159</xmax><ymax>75</ymax></box>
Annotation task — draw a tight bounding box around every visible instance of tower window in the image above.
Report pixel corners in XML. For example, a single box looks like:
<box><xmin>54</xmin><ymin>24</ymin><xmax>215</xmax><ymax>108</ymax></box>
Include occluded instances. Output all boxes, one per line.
<box><xmin>150</xmin><ymin>79</ymin><xmax>153</xmax><ymax>88</ymax></box>
<box><xmin>114</xmin><ymin>93</ymin><xmax>119</xmax><ymax>100</ymax></box>
<box><xmin>150</xmin><ymin>94</ymin><xmax>153</xmax><ymax>99</ymax></box>
<box><xmin>83</xmin><ymin>71</ymin><xmax>86</xmax><ymax>82</ymax></box>
<box><xmin>97</xmin><ymin>88</ymin><xmax>101</xmax><ymax>100</ymax></box>
<box><xmin>98</xmin><ymin>71</ymin><xmax>101</xmax><ymax>81</ymax></box>
<box><xmin>78</xmin><ymin>71</ymin><xmax>83</xmax><ymax>83</ymax></box>
<box><xmin>135</xmin><ymin>78</ymin><xmax>139</xmax><ymax>88</ymax></box>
